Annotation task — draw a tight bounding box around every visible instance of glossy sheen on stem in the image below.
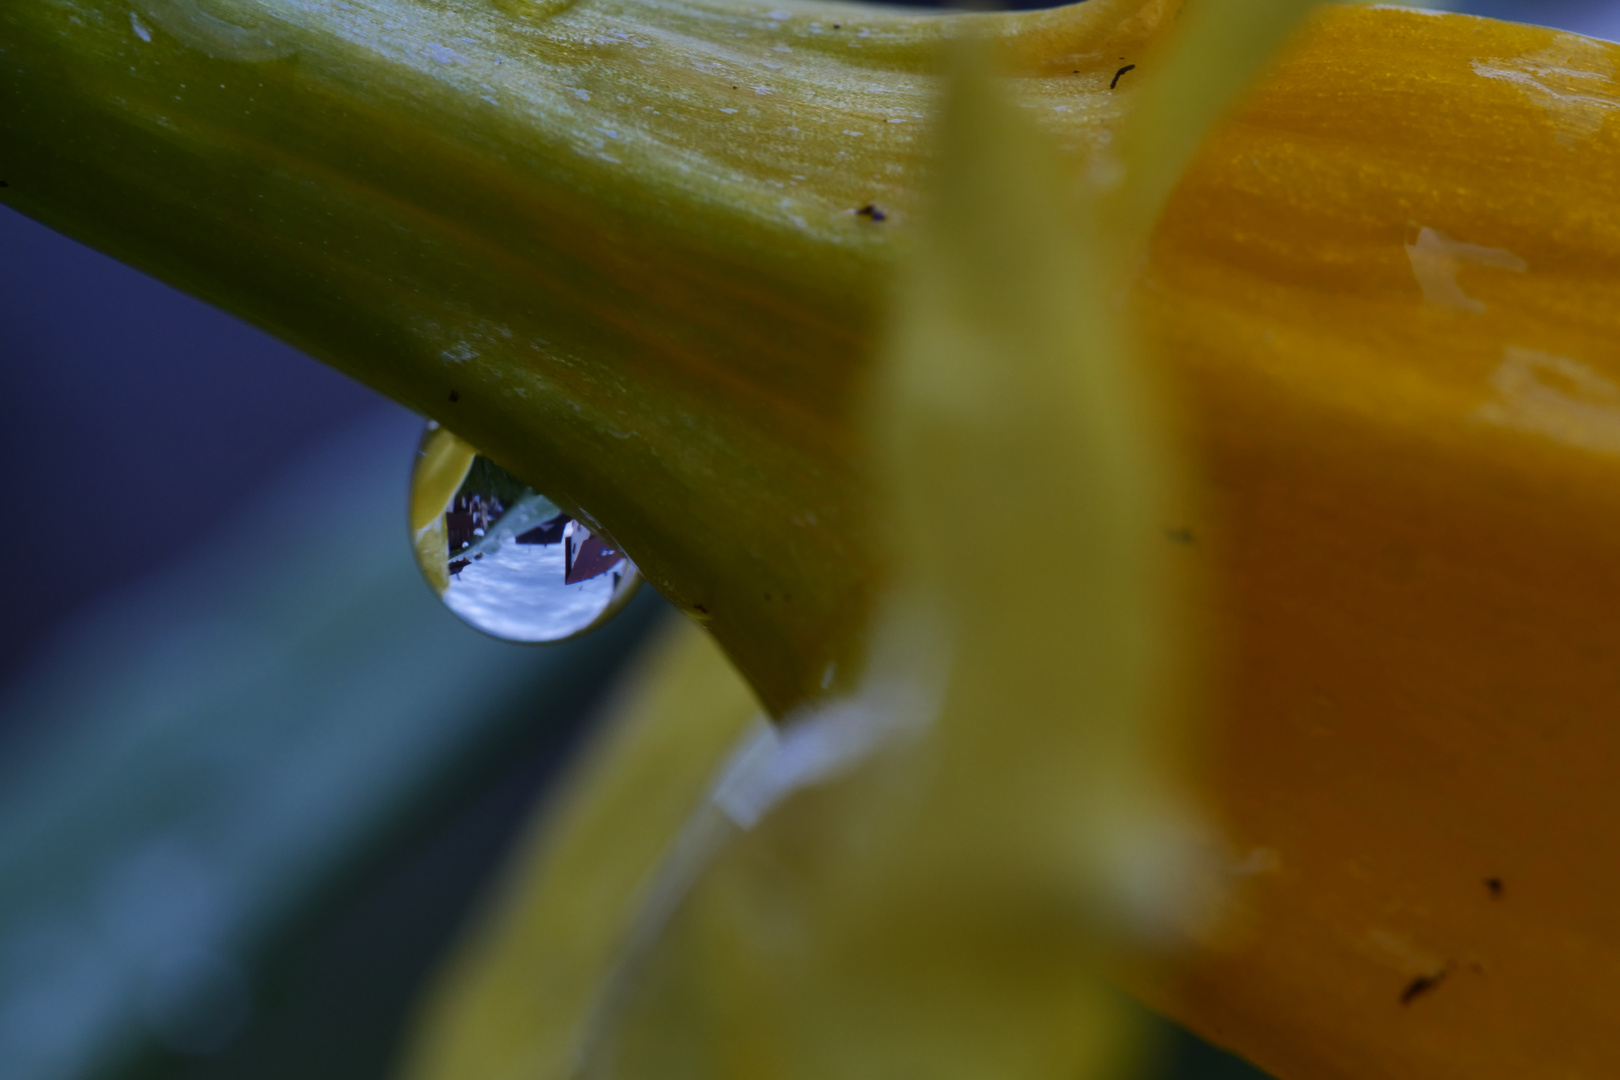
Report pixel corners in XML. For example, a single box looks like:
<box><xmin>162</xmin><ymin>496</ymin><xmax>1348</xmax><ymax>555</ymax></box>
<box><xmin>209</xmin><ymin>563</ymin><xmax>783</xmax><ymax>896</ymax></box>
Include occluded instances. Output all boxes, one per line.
<box><xmin>0</xmin><ymin>0</ymin><xmax>1170</xmax><ymax>713</ymax></box>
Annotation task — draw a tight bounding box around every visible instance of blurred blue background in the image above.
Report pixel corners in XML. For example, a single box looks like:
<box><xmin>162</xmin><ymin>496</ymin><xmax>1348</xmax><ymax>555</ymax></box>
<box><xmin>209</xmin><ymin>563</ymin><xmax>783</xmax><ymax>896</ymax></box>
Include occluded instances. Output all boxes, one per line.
<box><xmin>0</xmin><ymin>3</ymin><xmax>1611</xmax><ymax>1078</ymax></box>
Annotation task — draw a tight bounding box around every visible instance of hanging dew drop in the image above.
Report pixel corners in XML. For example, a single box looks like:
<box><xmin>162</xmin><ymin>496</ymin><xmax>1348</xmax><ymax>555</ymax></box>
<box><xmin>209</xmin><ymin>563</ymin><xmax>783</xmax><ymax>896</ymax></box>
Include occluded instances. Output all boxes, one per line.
<box><xmin>409</xmin><ymin>421</ymin><xmax>642</xmax><ymax>642</ymax></box>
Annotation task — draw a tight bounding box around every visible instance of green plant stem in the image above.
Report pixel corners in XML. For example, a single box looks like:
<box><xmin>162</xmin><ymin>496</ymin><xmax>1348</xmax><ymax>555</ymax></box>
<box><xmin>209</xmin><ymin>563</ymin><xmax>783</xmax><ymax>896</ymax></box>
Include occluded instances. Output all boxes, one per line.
<box><xmin>0</xmin><ymin>0</ymin><xmax>1150</xmax><ymax>711</ymax></box>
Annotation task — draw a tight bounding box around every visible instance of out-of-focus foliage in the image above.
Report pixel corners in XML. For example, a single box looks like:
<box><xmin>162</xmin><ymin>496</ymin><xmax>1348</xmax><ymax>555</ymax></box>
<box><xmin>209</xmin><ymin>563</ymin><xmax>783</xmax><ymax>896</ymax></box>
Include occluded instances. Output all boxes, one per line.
<box><xmin>0</xmin><ymin>414</ymin><xmax>663</xmax><ymax>1080</ymax></box>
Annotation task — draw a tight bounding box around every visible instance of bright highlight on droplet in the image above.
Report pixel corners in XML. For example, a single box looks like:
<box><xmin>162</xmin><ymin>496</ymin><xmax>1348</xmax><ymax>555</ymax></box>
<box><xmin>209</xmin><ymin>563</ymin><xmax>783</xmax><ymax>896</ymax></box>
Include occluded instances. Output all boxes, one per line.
<box><xmin>409</xmin><ymin>421</ymin><xmax>641</xmax><ymax>642</ymax></box>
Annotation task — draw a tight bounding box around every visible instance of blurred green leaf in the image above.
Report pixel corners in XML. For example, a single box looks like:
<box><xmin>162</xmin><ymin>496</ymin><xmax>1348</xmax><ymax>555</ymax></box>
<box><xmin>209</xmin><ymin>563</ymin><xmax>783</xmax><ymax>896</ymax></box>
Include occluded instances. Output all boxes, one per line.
<box><xmin>0</xmin><ymin>412</ymin><xmax>665</xmax><ymax>1080</ymax></box>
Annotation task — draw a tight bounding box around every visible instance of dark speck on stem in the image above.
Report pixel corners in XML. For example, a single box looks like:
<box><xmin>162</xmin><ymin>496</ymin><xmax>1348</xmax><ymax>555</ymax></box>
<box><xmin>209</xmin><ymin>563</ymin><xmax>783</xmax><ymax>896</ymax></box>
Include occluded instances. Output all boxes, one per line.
<box><xmin>448</xmin><ymin>389</ymin><xmax>460</xmax><ymax>403</ymax></box>
<box><xmin>1486</xmin><ymin>877</ymin><xmax>1504</xmax><ymax>898</ymax></box>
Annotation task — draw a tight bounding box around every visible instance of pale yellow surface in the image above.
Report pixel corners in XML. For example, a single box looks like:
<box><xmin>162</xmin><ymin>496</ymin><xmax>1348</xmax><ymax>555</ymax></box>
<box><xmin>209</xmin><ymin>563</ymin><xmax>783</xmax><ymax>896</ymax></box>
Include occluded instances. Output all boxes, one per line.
<box><xmin>405</xmin><ymin>619</ymin><xmax>763</xmax><ymax>1080</ymax></box>
<box><xmin>410</xmin><ymin>426</ymin><xmax>477</xmax><ymax>594</ymax></box>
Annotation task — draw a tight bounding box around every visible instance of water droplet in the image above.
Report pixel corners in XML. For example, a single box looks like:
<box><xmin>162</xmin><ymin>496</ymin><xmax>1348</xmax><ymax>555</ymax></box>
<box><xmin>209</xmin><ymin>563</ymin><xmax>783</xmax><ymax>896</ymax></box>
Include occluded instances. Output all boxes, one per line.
<box><xmin>409</xmin><ymin>422</ymin><xmax>641</xmax><ymax>641</ymax></box>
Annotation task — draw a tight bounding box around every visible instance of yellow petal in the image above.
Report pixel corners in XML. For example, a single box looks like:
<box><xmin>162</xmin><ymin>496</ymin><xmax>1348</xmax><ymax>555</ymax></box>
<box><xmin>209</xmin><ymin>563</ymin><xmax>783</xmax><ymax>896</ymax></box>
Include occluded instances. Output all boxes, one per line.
<box><xmin>875</xmin><ymin>31</ymin><xmax>1191</xmax><ymax>918</ymax></box>
<box><xmin>1126</xmin><ymin>8</ymin><xmax>1620</xmax><ymax>1080</ymax></box>
<box><xmin>411</xmin><ymin>425</ymin><xmax>479</xmax><ymax>593</ymax></box>
<box><xmin>404</xmin><ymin>618</ymin><xmax>763</xmax><ymax>1080</ymax></box>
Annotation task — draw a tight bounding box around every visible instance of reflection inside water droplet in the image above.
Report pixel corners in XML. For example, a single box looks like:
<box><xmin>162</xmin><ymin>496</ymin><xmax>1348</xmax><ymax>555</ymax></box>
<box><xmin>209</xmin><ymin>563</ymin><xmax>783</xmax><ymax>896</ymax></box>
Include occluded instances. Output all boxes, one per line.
<box><xmin>409</xmin><ymin>421</ymin><xmax>641</xmax><ymax>642</ymax></box>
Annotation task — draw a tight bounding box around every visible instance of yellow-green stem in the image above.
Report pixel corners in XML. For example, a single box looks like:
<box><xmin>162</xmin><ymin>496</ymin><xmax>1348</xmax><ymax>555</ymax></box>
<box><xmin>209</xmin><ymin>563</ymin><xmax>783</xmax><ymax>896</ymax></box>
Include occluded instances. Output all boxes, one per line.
<box><xmin>0</xmin><ymin>0</ymin><xmax>1173</xmax><ymax>711</ymax></box>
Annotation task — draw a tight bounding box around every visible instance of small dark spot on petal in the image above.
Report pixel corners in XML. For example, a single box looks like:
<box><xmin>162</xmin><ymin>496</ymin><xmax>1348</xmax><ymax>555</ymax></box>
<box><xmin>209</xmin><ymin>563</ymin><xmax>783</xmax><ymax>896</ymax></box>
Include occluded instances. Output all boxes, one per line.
<box><xmin>1485</xmin><ymin>877</ymin><xmax>1504</xmax><ymax>898</ymax></box>
<box><xmin>1111</xmin><ymin>64</ymin><xmax>1137</xmax><ymax>90</ymax></box>
<box><xmin>856</xmin><ymin>203</ymin><xmax>887</xmax><ymax>222</ymax></box>
<box><xmin>448</xmin><ymin>389</ymin><xmax>460</xmax><ymax>402</ymax></box>
<box><xmin>832</xmin><ymin>22</ymin><xmax>841</xmax><ymax>28</ymax></box>
<box><xmin>1165</xmin><ymin>526</ymin><xmax>1194</xmax><ymax>545</ymax></box>
<box><xmin>0</xmin><ymin>180</ymin><xmax>9</xmax><ymax>188</ymax></box>
<box><xmin>1401</xmin><ymin>967</ymin><xmax>1449</xmax><ymax>1005</ymax></box>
